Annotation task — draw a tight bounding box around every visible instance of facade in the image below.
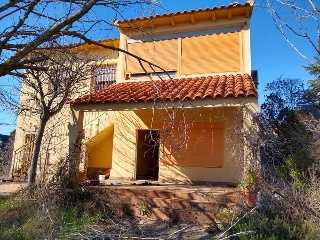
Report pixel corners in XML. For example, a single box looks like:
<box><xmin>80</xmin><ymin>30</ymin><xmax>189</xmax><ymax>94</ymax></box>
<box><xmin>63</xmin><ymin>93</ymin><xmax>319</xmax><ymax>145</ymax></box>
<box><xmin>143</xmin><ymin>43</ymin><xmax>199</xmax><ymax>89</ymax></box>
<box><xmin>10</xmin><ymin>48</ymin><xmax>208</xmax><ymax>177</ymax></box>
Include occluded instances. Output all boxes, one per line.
<box><xmin>12</xmin><ymin>1</ymin><xmax>258</xmax><ymax>184</ymax></box>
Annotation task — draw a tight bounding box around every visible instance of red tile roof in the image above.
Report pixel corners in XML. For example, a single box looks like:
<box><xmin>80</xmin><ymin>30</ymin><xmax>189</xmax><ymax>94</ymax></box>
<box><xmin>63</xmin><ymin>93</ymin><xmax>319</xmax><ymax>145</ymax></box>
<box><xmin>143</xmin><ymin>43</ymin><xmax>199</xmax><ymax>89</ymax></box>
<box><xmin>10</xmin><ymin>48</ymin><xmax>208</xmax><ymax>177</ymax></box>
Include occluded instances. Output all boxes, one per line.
<box><xmin>70</xmin><ymin>74</ymin><xmax>257</xmax><ymax>105</ymax></box>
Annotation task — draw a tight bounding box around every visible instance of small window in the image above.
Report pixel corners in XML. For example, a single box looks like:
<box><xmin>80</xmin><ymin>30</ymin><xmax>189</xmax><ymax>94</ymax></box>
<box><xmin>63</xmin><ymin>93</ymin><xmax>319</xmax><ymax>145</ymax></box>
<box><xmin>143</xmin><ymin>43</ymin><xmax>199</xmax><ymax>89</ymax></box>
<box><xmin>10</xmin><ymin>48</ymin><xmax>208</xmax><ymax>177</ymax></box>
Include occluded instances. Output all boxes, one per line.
<box><xmin>92</xmin><ymin>65</ymin><xmax>116</xmax><ymax>92</ymax></box>
<box><xmin>48</xmin><ymin>69</ymin><xmax>72</xmax><ymax>94</ymax></box>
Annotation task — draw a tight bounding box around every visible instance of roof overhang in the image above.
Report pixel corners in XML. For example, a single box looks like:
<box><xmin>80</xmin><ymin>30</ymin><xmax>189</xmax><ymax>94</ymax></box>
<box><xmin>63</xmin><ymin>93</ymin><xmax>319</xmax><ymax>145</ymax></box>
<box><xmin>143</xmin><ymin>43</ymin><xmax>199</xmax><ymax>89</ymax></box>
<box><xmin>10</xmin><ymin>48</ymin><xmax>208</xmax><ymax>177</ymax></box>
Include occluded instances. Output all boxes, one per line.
<box><xmin>70</xmin><ymin>74</ymin><xmax>258</xmax><ymax>109</ymax></box>
<box><xmin>73</xmin><ymin>38</ymin><xmax>120</xmax><ymax>51</ymax></box>
<box><xmin>115</xmin><ymin>1</ymin><xmax>253</xmax><ymax>31</ymax></box>
<box><xmin>71</xmin><ymin>96</ymin><xmax>258</xmax><ymax>112</ymax></box>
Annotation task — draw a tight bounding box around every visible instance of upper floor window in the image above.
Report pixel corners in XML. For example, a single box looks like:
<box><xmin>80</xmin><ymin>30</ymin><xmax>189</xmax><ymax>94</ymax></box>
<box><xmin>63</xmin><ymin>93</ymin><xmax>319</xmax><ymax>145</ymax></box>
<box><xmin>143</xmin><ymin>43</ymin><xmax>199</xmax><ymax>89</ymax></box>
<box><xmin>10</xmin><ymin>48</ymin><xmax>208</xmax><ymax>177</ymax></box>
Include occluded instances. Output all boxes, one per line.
<box><xmin>48</xmin><ymin>69</ymin><xmax>72</xmax><ymax>94</ymax></box>
<box><xmin>91</xmin><ymin>65</ymin><xmax>116</xmax><ymax>92</ymax></box>
<box><xmin>126</xmin><ymin>30</ymin><xmax>241</xmax><ymax>78</ymax></box>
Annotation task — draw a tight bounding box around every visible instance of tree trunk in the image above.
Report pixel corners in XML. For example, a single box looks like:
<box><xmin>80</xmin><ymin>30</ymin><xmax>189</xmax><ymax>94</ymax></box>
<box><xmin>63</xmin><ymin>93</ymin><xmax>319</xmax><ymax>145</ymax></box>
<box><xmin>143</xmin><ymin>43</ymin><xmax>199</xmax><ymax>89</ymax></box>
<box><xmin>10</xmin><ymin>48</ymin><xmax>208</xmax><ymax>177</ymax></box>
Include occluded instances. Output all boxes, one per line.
<box><xmin>28</xmin><ymin>115</ymin><xmax>49</xmax><ymax>186</ymax></box>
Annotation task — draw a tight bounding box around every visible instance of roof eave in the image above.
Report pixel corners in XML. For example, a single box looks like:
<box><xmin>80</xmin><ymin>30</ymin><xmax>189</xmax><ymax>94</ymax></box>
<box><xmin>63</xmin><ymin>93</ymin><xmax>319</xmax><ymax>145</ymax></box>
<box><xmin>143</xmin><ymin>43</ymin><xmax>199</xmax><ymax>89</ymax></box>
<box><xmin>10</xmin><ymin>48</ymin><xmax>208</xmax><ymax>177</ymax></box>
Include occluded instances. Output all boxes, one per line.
<box><xmin>115</xmin><ymin>2</ymin><xmax>253</xmax><ymax>31</ymax></box>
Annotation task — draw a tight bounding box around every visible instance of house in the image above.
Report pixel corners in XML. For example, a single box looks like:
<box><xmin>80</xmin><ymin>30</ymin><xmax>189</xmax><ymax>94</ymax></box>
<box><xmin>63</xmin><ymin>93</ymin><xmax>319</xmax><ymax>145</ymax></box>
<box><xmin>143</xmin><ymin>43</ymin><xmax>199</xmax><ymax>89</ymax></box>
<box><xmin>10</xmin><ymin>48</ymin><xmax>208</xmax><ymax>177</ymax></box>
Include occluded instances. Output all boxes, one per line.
<box><xmin>11</xmin><ymin>1</ymin><xmax>258</xmax><ymax>184</ymax></box>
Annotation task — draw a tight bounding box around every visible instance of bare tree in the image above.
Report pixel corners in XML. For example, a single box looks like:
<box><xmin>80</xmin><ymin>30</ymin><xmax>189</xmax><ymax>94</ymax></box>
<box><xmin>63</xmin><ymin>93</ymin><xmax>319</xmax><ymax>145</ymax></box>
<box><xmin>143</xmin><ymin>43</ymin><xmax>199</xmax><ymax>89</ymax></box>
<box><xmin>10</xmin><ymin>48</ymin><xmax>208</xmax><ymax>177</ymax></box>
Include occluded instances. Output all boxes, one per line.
<box><xmin>15</xmin><ymin>46</ymin><xmax>93</xmax><ymax>185</ymax></box>
<box><xmin>0</xmin><ymin>0</ymin><xmax>158</xmax><ymax>78</ymax></box>
<box><xmin>0</xmin><ymin>0</ymin><xmax>166</xmax><ymax>185</ymax></box>
<box><xmin>267</xmin><ymin>0</ymin><xmax>320</xmax><ymax>63</ymax></box>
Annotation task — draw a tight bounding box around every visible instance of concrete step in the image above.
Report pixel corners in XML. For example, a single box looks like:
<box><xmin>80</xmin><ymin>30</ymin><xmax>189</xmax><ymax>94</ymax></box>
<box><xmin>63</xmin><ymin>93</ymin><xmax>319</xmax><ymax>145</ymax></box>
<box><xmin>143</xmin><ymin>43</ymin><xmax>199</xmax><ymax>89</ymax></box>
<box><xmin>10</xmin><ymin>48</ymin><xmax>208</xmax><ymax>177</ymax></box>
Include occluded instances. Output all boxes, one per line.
<box><xmin>108</xmin><ymin>186</ymin><xmax>241</xmax><ymax>202</ymax></box>
<box><xmin>87</xmin><ymin>185</ymin><xmax>244</xmax><ymax>223</ymax></box>
<box><xmin>118</xmin><ymin>195</ymin><xmax>235</xmax><ymax>210</ymax></box>
<box><xmin>130</xmin><ymin>206</ymin><xmax>218</xmax><ymax>223</ymax></box>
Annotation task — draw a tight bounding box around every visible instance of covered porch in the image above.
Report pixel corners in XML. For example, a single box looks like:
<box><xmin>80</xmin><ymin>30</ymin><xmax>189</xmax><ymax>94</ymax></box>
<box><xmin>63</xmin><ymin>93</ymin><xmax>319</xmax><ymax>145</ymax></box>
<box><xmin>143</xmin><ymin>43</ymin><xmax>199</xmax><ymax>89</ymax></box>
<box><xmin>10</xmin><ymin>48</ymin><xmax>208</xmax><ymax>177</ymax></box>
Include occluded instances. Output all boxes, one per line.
<box><xmin>69</xmin><ymin>74</ymin><xmax>258</xmax><ymax>184</ymax></box>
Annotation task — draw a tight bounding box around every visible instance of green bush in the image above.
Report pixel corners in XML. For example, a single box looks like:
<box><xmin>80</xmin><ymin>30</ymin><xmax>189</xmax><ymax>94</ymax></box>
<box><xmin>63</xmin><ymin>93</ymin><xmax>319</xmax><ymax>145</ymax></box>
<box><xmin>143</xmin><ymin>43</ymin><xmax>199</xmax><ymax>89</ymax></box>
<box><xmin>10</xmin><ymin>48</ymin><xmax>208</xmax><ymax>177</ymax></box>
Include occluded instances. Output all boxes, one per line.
<box><xmin>227</xmin><ymin>207</ymin><xmax>319</xmax><ymax>240</ymax></box>
<box><xmin>275</xmin><ymin>156</ymin><xmax>306</xmax><ymax>190</ymax></box>
<box><xmin>0</xmin><ymin>187</ymin><xmax>100</xmax><ymax>240</ymax></box>
<box><xmin>0</xmin><ymin>194</ymin><xmax>18</xmax><ymax>211</ymax></box>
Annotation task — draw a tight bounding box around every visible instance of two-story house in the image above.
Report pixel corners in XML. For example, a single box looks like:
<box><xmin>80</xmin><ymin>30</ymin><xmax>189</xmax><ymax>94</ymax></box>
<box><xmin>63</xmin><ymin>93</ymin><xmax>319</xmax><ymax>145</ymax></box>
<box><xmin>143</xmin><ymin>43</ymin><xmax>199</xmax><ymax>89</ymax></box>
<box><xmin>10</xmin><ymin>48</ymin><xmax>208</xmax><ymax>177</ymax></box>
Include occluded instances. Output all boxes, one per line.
<box><xmin>12</xmin><ymin>1</ymin><xmax>258</xmax><ymax>184</ymax></box>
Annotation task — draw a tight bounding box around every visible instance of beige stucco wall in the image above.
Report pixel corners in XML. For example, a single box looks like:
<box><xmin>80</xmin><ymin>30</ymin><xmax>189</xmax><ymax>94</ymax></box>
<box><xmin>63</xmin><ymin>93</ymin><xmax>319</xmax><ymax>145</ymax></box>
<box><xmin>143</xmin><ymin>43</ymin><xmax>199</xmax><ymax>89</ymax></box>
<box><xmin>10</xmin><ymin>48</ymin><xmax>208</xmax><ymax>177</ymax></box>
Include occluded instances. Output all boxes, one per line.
<box><xmin>78</xmin><ymin>106</ymin><xmax>245</xmax><ymax>183</ymax></box>
<box><xmin>12</xmin><ymin>105</ymin><xmax>71</xmax><ymax>179</ymax></box>
<box><xmin>11</xmin><ymin>47</ymin><xmax>119</xmax><ymax>178</ymax></box>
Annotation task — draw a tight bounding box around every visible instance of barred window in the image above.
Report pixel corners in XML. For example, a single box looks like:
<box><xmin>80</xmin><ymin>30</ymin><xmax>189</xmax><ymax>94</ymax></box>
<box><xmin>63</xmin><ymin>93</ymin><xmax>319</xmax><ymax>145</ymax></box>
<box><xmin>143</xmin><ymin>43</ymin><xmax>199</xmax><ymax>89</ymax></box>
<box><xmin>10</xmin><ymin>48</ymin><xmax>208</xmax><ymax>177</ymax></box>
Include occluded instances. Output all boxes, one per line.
<box><xmin>92</xmin><ymin>65</ymin><xmax>116</xmax><ymax>92</ymax></box>
<box><xmin>48</xmin><ymin>69</ymin><xmax>72</xmax><ymax>94</ymax></box>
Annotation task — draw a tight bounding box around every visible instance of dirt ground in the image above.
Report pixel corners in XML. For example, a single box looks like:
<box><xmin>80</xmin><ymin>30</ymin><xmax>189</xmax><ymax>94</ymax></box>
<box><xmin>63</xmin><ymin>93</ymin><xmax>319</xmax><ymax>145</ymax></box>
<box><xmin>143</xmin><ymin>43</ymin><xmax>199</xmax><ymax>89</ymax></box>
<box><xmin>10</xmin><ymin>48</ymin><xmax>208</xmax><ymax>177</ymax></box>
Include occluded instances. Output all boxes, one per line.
<box><xmin>0</xmin><ymin>181</ymin><xmax>27</xmax><ymax>195</ymax></box>
<box><xmin>0</xmin><ymin>181</ymin><xmax>226</xmax><ymax>239</ymax></box>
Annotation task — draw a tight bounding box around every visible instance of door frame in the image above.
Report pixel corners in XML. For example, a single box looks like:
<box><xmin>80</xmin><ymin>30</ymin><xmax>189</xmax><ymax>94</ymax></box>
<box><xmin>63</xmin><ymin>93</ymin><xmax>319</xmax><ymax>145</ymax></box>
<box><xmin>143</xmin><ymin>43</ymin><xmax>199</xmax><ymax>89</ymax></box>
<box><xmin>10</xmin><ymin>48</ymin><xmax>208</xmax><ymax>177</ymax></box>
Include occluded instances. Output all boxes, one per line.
<box><xmin>135</xmin><ymin>129</ymin><xmax>160</xmax><ymax>180</ymax></box>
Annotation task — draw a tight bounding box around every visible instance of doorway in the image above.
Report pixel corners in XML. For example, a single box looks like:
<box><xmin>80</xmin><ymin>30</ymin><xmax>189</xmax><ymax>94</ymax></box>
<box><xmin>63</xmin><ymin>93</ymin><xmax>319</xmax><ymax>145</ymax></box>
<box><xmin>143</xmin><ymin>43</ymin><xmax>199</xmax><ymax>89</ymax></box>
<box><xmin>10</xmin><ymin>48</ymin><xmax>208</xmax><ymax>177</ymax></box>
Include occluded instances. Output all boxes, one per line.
<box><xmin>136</xmin><ymin>130</ymin><xmax>160</xmax><ymax>180</ymax></box>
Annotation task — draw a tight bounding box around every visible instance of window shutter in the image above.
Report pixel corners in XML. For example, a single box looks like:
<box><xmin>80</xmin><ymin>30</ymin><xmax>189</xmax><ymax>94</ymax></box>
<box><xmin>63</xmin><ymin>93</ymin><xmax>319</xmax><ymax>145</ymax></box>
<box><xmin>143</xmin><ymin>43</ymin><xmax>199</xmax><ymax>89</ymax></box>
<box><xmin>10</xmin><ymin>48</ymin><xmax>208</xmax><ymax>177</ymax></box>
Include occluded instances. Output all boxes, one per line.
<box><xmin>127</xmin><ymin>39</ymin><xmax>178</xmax><ymax>74</ymax></box>
<box><xmin>181</xmin><ymin>32</ymin><xmax>240</xmax><ymax>75</ymax></box>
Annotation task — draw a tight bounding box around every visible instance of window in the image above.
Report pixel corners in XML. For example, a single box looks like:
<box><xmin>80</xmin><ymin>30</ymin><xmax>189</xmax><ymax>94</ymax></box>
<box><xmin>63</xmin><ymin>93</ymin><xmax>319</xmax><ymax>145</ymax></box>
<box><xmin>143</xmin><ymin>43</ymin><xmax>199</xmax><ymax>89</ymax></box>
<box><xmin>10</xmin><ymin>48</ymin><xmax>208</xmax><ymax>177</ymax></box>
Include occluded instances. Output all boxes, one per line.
<box><xmin>48</xmin><ymin>69</ymin><xmax>72</xmax><ymax>94</ymax></box>
<box><xmin>126</xmin><ymin>39</ymin><xmax>178</xmax><ymax>74</ymax></box>
<box><xmin>181</xmin><ymin>32</ymin><xmax>240</xmax><ymax>74</ymax></box>
<box><xmin>92</xmin><ymin>65</ymin><xmax>116</xmax><ymax>92</ymax></box>
<box><xmin>159</xmin><ymin>122</ymin><xmax>224</xmax><ymax>167</ymax></box>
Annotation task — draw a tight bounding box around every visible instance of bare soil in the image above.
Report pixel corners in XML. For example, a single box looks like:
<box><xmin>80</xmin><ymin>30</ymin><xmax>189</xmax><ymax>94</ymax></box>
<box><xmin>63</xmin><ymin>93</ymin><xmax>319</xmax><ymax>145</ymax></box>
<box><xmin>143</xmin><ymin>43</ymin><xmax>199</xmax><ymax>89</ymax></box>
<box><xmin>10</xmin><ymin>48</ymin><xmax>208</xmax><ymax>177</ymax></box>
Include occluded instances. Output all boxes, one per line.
<box><xmin>0</xmin><ymin>181</ymin><xmax>27</xmax><ymax>195</ymax></box>
<box><xmin>0</xmin><ymin>181</ymin><xmax>223</xmax><ymax>239</ymax></box>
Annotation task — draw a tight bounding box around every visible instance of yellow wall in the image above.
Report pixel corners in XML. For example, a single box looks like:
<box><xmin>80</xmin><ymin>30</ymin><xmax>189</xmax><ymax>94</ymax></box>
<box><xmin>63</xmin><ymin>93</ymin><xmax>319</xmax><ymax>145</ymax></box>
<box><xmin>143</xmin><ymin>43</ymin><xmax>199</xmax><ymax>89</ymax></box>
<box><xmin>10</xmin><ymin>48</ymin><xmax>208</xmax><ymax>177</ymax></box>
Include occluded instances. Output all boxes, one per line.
<box><xmin>12</xmin><ymin>46</ymin><xmax>120</xmax><ymax>178</ymax></box>
<box><xmin>12</xmin><ymin>4</ymin><xmax>255</xmax><ymax>182</ymax></box>
<box><xmin>94</xmin><ymin>107</ymin><xmax>244</xmax><ymax>183</ymax></box>
<box><xmin>86</xmin><ymin>135</ymin><xmax>113</xmax><ymax>169</ymax></box>
<box><xmin>121</xmin><ymin>11</ymin><xmax>252</xmax><ymax>80</ymax></box>
<box><xmin>136</xmin><ymin>107</ymin><xmax>243</xmax><ymax>183</ymax></box>
<box><xmin>157</xmin><ymin>122</ymin><xmax>224</xmax><ymax>167</ymax></box>
<box><xmin>127</xmin><ymin>39</ymin><xmax>178</xmax><ymax>73</ymax></box>
<box><xmin>71</xmin><ymin>97</ymin><xmax>258</xmax><ymax>184</ymax></box>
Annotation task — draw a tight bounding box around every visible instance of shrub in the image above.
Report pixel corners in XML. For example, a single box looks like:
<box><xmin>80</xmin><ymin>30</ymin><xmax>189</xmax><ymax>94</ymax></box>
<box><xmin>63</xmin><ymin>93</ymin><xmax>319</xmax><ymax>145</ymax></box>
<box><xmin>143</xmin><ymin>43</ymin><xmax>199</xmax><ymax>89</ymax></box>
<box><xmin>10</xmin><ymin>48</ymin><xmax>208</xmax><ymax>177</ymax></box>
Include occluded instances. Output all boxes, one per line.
<box><xmin>227</xmin><ymin>207</ymin><xmax>319</xmax><ymax>240</ymax></box>
<box><xmin>0</xmin><ymin>185</ymin><xmax>100</xmax><ymax>240</ymax></box>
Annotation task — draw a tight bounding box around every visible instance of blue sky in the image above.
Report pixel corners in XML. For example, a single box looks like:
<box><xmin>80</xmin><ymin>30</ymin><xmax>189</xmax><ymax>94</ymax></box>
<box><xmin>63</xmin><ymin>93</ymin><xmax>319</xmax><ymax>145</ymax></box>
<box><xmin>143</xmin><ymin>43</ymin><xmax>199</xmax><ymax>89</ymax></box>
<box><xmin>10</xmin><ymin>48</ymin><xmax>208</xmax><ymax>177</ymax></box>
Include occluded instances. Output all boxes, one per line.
<box><xmin>0</xmin><ymin>0</ymin><xmax>315</xmax><ymax>135</ymax></box>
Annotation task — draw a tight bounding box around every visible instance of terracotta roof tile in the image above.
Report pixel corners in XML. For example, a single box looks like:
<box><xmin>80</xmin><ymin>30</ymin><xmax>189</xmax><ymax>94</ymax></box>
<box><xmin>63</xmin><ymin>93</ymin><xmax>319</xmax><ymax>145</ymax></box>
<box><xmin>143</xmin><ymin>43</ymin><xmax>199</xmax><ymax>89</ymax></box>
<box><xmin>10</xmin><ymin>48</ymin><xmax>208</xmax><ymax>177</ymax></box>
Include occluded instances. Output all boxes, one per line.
<box><xmin>70</xmin><ymin>74</ymin><xmax>257</xmax><ymax>105</ymax></box>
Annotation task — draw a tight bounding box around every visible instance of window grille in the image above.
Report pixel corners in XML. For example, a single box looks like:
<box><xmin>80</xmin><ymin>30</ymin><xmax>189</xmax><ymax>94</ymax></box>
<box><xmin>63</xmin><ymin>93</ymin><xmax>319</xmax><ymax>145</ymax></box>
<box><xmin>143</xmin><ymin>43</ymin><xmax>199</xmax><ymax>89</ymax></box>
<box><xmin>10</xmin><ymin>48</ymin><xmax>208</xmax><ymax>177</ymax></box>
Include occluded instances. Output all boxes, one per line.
<box><xmin>48</xmin><ymin>69</ymin><xmax>72</xmax><ymax>94</ymax></box>
<box><xmin>92</xmin><ymin>65</ymin><xmax>116</xmax><ymax>92</ymax></box>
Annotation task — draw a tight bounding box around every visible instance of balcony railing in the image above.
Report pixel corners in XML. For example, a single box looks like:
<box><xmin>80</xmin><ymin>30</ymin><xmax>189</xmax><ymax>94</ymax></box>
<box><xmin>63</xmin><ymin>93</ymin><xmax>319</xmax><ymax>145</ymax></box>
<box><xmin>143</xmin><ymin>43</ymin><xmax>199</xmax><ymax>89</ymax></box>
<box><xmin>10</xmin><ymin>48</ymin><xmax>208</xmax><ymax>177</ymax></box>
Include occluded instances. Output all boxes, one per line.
<box><xmin>11</xmin><ymin>137</ymin><xmax>35</xmax><ymax>181</ymax></box>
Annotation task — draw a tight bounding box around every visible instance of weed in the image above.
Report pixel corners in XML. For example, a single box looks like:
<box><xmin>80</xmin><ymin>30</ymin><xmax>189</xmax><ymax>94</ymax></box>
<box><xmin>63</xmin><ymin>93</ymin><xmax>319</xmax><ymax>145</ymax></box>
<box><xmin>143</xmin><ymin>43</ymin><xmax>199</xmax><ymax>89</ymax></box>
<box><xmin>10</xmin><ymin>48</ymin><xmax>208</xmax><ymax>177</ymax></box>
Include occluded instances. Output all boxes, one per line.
<box><xmin>56</xmin><ymin>207</ymin><xmax>100</xmax><ymax>239</ymax></box>
<box><xmin>215</xmin><ymin>207</ymin><xmax>234</xmax><ymax>225</ymax></box>
<box><xmin>121</xmin><ymin>202</ymin><xmax>133</xmax><ymax>216</ymax></box>
<box><xmin>0</xmin><ymin>194</ymin><xmax>18</xmax><ymax>211</ymax></box>
<box><xmin>0</xmin><ymin>185</ymin><xmax>100</xmax><ymax>240</ymax></box>
<box><xmin>138</xmin><ymin>201</ymin><xmax>152</xmax><ymax>217</ymax></box>
<box><xmin>225</xmin><ymin>207</ymin><xmax>319</xmax><ymax>240</ymax></box>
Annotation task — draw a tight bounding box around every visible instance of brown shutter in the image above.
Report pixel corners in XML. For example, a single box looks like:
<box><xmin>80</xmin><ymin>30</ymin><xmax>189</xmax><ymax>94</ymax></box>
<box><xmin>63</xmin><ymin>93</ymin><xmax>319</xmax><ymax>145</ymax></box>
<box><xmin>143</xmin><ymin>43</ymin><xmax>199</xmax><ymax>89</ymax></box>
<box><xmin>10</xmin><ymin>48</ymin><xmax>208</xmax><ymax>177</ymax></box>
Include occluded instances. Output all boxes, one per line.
<box><xmin>158</xmin><ymin>122</ymin><xmax>224</xmax><ymax>167</ymax></box>
<box><xmin>181</xmin><ymin>32</ymin><xmax>240</xmax><ymax>75</ymax></box>
<box><xmin>127</xmin><ymin>39</ymin><xmax>178</xmax><ymax>74</ymax></box>
<box><xmin>175</xmin><ymin>123</ymin><xmax>223</xmax><ymax>167</ymax></box>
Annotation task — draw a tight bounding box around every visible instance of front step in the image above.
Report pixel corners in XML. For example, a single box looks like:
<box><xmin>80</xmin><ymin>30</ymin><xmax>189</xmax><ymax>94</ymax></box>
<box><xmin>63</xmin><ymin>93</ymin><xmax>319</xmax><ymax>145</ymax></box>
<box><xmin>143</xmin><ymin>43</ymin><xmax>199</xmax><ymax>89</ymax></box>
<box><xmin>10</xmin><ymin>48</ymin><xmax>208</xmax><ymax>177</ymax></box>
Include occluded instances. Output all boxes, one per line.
<box><xmin>131</xmin><ymin>207</ymin><xmax>218</xmax><ymax>223</ymax></box>
<box><xmin>88</xmin><ymin>185</ymin><xmax>244</xmax><ymax>223</ymax></box>
<box><xmin>119</xmin><ymin>195</ymin><xmax>237</xmax><ymax>211</ymax></box>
